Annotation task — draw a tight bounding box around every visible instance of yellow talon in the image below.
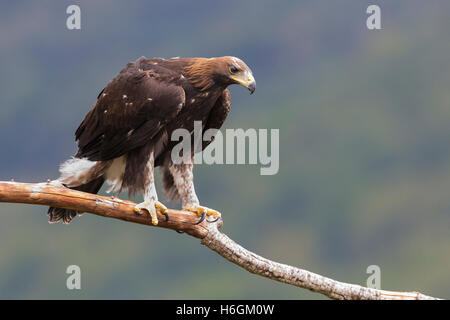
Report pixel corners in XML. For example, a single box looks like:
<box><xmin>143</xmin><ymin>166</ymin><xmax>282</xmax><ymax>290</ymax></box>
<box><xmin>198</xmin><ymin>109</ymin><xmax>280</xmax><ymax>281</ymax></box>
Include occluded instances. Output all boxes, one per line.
<box><xmin>184</xmin><ymin>205</ymin><xmax>221</xmax><ymax>219</ymax></box>
<box><xmin>134</xmin><ymin>200</ymin><xmax>168</xmax><ymax>225</ymax></box>
<box><xmin>155</xmin><ymin>202</ymin><xmax>168</xmax><ymax>214</ymax></box>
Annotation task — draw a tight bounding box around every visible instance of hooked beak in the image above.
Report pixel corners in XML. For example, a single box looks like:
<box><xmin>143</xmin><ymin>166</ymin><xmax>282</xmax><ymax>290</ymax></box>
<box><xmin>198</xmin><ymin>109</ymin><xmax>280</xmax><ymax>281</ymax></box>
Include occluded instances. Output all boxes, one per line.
<box><xmin>247</xmin><ymin>81</ymin><xmax>256</xmax><ymax>94</ymax></box>
<box><xmin>231</xmin><ymin>71</ymin><xmax>256</xmax><ymax>94</ymax></box>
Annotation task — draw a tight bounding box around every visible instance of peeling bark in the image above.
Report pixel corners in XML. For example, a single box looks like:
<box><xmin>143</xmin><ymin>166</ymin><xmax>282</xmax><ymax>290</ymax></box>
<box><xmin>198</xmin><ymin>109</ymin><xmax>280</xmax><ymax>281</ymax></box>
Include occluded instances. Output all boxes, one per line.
<box><xmin>0</xmin><ymin>181</ymin><xmax>440</xmax><ymax>300</ymax></box>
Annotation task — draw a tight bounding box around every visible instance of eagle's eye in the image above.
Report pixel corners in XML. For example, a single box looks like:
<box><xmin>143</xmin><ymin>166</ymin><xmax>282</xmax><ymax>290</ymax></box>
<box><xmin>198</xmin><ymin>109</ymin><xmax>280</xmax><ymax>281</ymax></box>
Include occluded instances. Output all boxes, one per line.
<box><xmin>230</xmin><ymin>66</ymin><xmax>239</xmax><ymax>74</ymax></box>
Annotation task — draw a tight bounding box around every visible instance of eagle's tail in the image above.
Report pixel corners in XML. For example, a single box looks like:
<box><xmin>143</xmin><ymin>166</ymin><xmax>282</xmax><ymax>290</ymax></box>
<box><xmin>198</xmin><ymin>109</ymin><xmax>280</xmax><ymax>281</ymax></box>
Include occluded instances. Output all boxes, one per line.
<box><xmin>47</xmin><ymin>177</ymin><xmax>105</xmax><ymax>224</ymax></box>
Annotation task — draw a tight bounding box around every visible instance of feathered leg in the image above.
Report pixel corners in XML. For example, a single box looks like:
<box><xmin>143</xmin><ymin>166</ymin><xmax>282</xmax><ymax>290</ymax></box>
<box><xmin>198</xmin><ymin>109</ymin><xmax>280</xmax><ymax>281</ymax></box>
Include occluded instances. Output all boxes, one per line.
<box><xmin>167</xmin><ymin>160</ymin><xmax>221</xmax><ymax>224</ymax></box>
<box><xmin>133</xmin><ymin>152</ymin><xmax>168</xmax><ymax>225</ymax></box>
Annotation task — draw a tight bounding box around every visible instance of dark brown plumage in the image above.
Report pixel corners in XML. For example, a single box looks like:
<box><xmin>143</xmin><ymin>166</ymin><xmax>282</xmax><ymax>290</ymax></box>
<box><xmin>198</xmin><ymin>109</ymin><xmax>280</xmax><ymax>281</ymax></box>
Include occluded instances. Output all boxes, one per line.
<box><xmin>48</xmin><ymin>56</ymin><xmax>255</xmax><ymax>224</ymax></box>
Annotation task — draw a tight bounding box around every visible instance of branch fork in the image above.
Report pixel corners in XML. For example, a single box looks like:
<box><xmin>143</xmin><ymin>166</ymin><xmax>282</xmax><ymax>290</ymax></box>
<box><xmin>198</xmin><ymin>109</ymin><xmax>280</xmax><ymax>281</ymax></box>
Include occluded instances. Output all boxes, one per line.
<box><xmin>0</xmin><ymin>181</ymin><xmax>440</xmax><ymax>300</ymax></box>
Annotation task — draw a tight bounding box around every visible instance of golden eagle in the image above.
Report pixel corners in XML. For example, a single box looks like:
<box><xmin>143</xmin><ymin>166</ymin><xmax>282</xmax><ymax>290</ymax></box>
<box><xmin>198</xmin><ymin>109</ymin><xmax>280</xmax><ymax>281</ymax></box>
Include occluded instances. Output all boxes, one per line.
<box><xmin>47</xmin><ymin>56</ymin><xmax>255</xmax><ymax>225</ymax></box>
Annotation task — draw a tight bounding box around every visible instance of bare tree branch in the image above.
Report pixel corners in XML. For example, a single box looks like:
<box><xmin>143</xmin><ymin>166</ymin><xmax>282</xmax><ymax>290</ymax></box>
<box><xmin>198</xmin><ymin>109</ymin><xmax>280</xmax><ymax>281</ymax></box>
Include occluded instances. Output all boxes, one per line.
<box><xmin>0</xmin><ymin>181</ymin><xmax>440</xmax><ymax>300</ymax></box>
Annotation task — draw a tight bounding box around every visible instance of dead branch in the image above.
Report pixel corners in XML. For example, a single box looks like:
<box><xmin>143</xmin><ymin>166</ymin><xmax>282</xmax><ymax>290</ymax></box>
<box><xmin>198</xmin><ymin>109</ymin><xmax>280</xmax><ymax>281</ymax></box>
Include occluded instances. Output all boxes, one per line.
<box><xmin>0</xmin><ymin>181</ymin><xmax>440</xmax><ymax>300</ymax></box>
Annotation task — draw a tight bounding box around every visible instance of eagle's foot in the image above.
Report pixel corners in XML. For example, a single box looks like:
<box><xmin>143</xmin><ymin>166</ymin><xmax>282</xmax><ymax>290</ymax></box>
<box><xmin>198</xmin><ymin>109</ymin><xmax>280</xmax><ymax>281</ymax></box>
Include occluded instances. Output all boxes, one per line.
<box><xmin>183</xmin><ymin>205</ymin><xmax>221</xmax><ymax>225</ymax></box>
<box><xmin>134</xmin><ymin>200</ymin><xmax>168</xmax><ymax>226</ymax></box>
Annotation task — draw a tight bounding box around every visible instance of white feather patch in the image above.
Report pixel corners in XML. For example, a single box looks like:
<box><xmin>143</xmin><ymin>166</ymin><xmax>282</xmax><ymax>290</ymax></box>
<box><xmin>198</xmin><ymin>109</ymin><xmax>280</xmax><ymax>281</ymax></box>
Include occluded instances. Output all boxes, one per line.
<box><xmin>59</xmin><ymin>157</ymin><xmax>98</xmax><ymax>182</ymax></box>
<box><xmin>105</xmin><ymin>156</ymin><xmax>127</xmax><ymax>193</ymax></box>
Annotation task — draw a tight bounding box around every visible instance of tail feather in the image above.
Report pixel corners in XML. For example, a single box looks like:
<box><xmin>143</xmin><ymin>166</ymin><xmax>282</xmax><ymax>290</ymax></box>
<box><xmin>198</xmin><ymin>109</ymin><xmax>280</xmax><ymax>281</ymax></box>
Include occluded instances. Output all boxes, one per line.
<box><xmin>47</xmin><ymin>176</ymin><xmax>105</xmax><ymax>224</ymax></box>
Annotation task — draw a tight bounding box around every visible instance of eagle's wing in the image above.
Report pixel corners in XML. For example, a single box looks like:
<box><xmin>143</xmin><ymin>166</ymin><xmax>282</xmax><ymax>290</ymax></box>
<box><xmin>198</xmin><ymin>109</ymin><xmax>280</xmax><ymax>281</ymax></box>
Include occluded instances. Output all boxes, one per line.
<box><xmin>75</xmin><ymin>61</ymin><xmax>185</xmax><ymax>161</ymax></box>
<box><xmin>202</xmin><ymin>89</ymin><xmax>231</xmax><ymax>150</ymax></box>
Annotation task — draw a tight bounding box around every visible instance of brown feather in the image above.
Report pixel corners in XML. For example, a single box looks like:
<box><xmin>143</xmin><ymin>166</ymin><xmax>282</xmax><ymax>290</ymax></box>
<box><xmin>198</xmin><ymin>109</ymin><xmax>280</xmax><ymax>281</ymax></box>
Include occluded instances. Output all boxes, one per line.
<box><xmin>49</xmin><ymin>55</ymin><xmax>254</xmax><ymax>223</ymax></box>
<box><xmin>184</xmin><ymin>58</ymin><xmax>217</xmax><ymax>91</ymax></box>
<box><xmin>184</xmin><ymin>56</ymin><xmax>249</xmax><ymax>91</ymax></box>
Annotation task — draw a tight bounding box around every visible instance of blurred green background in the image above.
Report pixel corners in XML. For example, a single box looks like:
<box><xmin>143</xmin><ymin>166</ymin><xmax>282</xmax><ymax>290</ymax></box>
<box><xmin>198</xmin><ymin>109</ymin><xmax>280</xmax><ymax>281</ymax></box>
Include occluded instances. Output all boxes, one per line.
<box><xmin>0</xmin><ymin>1</ymin><xmax>449</xmax><ymax>299</ymax></box>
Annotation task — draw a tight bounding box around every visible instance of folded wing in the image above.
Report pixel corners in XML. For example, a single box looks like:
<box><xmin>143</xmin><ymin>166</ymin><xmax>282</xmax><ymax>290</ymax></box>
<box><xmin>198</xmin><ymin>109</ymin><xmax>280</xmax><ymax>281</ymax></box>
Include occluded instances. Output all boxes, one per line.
<box><xmin>75</xmin><ymin>61</ymin><xmax>185</xmax><ymax>161</ymax></box>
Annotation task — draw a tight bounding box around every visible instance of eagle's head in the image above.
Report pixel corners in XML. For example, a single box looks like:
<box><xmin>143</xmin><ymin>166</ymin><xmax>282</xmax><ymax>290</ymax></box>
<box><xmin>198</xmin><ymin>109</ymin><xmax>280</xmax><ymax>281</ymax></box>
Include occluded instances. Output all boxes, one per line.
<box><xmin>215</xmin><ymin>56</ymin><xmax>256</xmax><ymax>94</ymax></box>
<box><xmin>185</xmin><ymin>56</ymin><xmax>256</xmax><ymax>94</ymax></box>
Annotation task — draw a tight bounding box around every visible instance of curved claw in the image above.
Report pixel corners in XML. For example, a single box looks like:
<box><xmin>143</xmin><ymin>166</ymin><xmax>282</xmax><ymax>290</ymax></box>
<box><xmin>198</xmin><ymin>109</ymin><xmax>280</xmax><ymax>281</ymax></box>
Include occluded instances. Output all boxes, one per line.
<box><xmin>206</xmin><ymin>216</ymin><xmax>220</xmax><ymax>223</ymax></box>
<box><xmin>193</xmin><ymin>209</ymin><xmax>207</xmax><ymax>225</ymax></box>
<box><xmin>164</xmin><ymin>212</ymin><xmax>169</xmax><ymax>222</ymax></box>
<box><xmin>176</xmin><ymin>230</ymin><xmax>185</xmax><ymax>234</ymax></box>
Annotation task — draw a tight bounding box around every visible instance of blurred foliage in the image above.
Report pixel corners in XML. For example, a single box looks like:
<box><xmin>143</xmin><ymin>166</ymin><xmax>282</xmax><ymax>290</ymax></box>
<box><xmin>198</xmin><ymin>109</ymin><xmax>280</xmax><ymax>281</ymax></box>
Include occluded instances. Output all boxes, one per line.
<box><xmin>0</xmin><ymin>1</ymin><xmax>449</xmax><ymax>299</ymax></box>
